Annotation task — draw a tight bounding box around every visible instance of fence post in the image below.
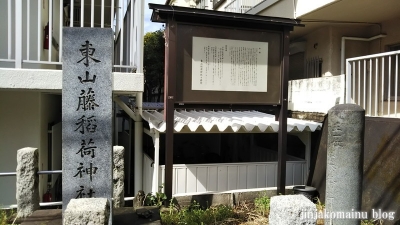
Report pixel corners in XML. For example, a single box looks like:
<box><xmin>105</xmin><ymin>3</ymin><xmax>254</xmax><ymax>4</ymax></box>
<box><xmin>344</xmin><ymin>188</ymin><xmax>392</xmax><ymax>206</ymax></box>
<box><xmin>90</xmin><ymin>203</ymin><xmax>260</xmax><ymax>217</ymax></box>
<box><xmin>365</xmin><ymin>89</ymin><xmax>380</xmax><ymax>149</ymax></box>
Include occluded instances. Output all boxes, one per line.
<box><xmin>16</xmin><ymin>147</ymin><xmax>40</xmax><ymax>218</ymax></box>
<box><xmin>15</xmin><ymin>0</ymin><xmax>22</xmax><ymax>68</ymax></box>
<box><xmin>113</xmin><ymin>146</ymin><xmax>125</xmax><ymax>208</ymax></box>
<box><xmin>346</xmin><ymin>59</ymin><xmax>352</xmax><ymax>103</ymax></box>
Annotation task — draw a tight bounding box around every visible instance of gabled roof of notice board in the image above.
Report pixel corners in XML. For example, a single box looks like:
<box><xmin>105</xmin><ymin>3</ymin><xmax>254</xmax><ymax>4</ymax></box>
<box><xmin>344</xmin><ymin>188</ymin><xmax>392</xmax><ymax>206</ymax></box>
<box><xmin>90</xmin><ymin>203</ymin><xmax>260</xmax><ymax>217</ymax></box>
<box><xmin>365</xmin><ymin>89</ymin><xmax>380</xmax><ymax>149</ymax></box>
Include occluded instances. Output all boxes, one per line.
<box><xmin>149</xmin><ymin>4</ymin><xmax>303</xmax><ymax>28</ymax></box>
<box><xmin>142</xmin><ymin>109</ymin><xmax>322</xmax><ymax>133</ymax></box>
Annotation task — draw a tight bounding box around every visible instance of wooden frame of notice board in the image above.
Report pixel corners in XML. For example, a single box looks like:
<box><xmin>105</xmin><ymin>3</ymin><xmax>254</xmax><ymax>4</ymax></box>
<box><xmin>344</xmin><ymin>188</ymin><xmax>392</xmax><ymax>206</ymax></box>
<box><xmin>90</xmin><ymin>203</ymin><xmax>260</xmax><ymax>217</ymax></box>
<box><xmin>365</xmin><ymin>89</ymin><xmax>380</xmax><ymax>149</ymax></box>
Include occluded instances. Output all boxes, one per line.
<box><xmin>149</xmin><ymin>3</ymin><xmax>303</xmax><ymax>201</ymax></box>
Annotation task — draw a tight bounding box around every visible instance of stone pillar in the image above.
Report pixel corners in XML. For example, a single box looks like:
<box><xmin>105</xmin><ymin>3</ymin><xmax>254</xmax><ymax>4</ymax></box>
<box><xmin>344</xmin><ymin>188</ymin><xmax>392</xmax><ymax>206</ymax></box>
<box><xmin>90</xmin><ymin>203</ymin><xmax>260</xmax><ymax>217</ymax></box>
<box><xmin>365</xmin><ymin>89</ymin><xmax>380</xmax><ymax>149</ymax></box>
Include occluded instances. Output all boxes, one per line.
<box><xmin>325</xmin><ymin>104</ymin><xmax>364</xmax><ymax>225</ymax></box>
<box><xmin>64</xmin><ymin>198</ymin><xmax>110</xmax><ymax>225</ymax></box>
<box><xmin>16</xmin><ymin>147</ymin><xmax>40</xmax><ymax>218</ymax></box>
<box><xmin>113</xmin><ymin>146</ymin><xmax>125</xmax><ymax>208</ymax></box>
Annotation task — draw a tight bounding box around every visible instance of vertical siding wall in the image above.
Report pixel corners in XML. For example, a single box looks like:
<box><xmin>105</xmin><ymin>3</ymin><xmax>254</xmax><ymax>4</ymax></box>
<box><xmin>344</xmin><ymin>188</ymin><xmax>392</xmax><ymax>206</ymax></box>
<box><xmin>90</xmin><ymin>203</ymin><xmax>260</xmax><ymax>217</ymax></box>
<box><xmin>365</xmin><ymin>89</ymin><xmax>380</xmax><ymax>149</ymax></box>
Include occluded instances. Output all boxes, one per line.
<box><xmin>158</xmin><ymin>161</ymin><xmax>306</xmax><ymax>195</ymax></box>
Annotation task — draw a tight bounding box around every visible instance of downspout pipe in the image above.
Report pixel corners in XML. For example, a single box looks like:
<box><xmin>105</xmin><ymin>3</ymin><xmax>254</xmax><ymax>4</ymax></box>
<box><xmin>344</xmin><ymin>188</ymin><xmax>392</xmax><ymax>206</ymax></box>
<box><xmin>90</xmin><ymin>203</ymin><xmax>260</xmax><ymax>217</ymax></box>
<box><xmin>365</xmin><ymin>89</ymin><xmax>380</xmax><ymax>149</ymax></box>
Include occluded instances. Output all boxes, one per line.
<box><xmin>340</xmin><ymin>34</ymin><xmax>386</xmax><ymax>74</ymax></box>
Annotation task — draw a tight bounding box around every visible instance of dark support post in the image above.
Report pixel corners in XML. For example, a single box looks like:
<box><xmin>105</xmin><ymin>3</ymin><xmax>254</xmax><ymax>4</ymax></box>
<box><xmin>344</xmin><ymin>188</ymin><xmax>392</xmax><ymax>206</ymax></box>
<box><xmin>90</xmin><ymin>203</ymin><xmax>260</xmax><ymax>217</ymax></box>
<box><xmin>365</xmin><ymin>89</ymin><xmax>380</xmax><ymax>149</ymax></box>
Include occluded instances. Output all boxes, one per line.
<box><xmin>277</xmin><ymin>28</ymin><xmax>290</xmax><ymax>195</ymax></box>
<box><xmin>164</xmin><ymin>19</ymin><xmax>177</xmax><ymax>202</ymax></box>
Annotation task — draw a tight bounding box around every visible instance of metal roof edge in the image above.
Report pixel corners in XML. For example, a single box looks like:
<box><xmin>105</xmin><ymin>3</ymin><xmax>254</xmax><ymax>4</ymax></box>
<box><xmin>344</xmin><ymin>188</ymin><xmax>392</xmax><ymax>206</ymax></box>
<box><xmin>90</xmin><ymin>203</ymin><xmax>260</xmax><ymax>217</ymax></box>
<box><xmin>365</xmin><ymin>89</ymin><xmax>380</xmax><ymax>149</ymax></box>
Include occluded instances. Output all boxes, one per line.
<box><xmin>149</xmin><ymin>3</ymin><xmax>303</xmax><ymax>27</ymax></box>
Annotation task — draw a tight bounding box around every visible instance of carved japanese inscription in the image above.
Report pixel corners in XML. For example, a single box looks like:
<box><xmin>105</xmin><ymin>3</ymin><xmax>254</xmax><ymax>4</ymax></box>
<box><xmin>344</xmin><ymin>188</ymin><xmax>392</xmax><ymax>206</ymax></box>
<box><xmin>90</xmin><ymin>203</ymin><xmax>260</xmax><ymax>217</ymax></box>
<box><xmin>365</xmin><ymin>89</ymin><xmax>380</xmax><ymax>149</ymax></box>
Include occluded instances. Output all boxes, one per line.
<box><xmin>62</xmin><ymin>28</ymin><xmax>113</xmax><ymax>222</ymax></box>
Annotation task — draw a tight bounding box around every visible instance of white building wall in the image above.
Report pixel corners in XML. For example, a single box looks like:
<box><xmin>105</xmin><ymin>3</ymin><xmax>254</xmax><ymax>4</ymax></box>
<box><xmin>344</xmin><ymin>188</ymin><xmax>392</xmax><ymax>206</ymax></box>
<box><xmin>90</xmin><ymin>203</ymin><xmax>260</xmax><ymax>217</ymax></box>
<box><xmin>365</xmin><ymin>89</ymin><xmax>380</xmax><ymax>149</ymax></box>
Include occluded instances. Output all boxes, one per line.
<box><xmin>249</xmin><ymin>0</ymin><xmax>337</xmax><ymax>18</ymax></box>
<box><xmin>169</xmin><ymin>0</ymin><xmax>197</xmax><ymax>7</ymax></box>
<box><xmin>0</xmin><ymin>91</ymin><xmax>61</xmax><ymax>206</ymax></box>
<box><xmin>288</xmin><ymin>75</ymin><xmax>345</xmax><ymax>113</ymax></box>
<box><xmin>0</xmin><ymin>91</ymin><xmax>41</xmax><ymax>206</ymax></box>
<box><xmin>295</xmin><ymin>0</ymin><xmax>337</xmax><ymax>18</ymax></box>
<box><xmin>379</xmin><ymin>17</ymin><xmax>400</xmax><ymax>51</ymax></box>
<box><xmin>257</xmin><ymin>0</ymin><xmax>294</xmax><ymax>18</ymax></box>
<box><xmin>300</xmin><ymin>25</ymin><xmax>372</xmax><ymax>78</ymax></box>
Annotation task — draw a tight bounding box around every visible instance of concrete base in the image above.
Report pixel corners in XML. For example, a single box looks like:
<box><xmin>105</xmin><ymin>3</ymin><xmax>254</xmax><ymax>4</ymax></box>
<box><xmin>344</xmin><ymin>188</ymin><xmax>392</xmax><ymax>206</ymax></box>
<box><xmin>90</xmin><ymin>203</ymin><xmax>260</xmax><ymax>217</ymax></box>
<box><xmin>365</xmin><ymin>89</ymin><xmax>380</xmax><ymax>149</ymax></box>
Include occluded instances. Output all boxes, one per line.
<box><xmin>173</xmin><ymin>187</ymin><xmax>295</xmax><ymax>208</ymax></box>
<box><xmin>64</xmin><ymin>198</ymin><xmax>110</xmax><ymax>225</ymax></box>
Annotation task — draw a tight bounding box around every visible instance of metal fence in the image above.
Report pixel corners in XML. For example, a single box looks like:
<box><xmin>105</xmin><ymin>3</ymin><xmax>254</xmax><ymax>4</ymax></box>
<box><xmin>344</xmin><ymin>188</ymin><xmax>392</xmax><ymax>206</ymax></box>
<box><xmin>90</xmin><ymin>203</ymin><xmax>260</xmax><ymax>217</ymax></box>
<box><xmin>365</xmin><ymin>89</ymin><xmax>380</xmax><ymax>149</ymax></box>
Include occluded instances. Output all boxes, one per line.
<box><xmin>0</xmin><ymin>170</ymin><xmax>134</xmax><ymax>209</ymax></box>
<box><xmin>0</xmin><ymin>170</ymin><xmax>62</xmax><ymax>208</ymax></box>
<box><xmin>1</xmin><ymin>0</ymin><xmax>140</xmax><ymax>71</ymax></box>
<box><xmin>346</xmin><ymin>50</ymin><xmax>400</xmax><ymax>117</ymax></box>
<box><xmin>224</xmin><ymin>0</ymin><xmax>264</xmax><ymax>13</ymax></box>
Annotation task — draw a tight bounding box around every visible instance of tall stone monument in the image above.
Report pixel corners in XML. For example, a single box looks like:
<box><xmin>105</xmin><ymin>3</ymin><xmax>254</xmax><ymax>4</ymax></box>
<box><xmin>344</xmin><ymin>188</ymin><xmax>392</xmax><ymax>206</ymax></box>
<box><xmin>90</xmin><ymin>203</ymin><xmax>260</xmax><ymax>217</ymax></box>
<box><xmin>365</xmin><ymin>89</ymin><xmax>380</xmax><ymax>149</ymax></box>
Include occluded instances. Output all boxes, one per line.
<box><xmin>325</xmin><ymin>104</ymin><xmax>364</xmax><ymax>225</ymax></box>
<box><xmin>62</xmin><ymin>28</ymin><xmax>113</xmax><ymax>224</ymax></box>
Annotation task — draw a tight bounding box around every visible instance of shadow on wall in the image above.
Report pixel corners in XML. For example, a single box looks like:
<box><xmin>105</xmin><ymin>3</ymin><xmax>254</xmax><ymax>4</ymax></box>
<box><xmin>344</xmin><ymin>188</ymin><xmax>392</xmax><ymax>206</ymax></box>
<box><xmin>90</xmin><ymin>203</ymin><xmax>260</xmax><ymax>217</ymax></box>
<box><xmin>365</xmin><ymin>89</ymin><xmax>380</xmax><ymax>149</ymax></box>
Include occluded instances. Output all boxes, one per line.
<box><xmin>309</xmin><ymin>116</ymin><xmax>400</xmax><ymax>224</ymax></box>
<box><xmin>362</xmin><ymin>117</ymin><xmax>400</xmax><ymax>223</ymax></box>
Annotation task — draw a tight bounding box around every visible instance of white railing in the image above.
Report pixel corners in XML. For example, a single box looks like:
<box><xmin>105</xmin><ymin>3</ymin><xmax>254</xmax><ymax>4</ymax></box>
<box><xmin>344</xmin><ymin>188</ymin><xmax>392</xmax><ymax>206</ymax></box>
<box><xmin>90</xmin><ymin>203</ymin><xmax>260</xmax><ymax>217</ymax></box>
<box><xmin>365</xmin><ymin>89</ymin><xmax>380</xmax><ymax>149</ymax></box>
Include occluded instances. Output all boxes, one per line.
<box><xmin>1</xmin><ymin>0</ymin><xmax>141</xmax><ymax>72</ymax></box>
<box><xmin>346</xmin><ymin>50</ymin><xmax>400</xmax><ymax>117</ymax></box>
<box><xmin>159</xmin><ymin>160</ymin><xmax>306</xmax><ymax>195</ymax></box>
<box><xmin>225</xmin><ymin>0</ymin><xmax>264</xmax><ymax>13</ymax></box>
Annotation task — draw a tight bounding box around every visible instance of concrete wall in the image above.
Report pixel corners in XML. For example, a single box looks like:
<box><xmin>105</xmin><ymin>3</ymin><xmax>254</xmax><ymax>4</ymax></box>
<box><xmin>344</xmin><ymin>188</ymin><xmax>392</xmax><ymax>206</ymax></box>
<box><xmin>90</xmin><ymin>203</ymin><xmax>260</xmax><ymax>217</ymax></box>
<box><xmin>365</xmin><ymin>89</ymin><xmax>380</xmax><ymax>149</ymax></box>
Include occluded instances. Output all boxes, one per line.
<box><xmin>300</xmin><ymin>25</ymin><xmax>372</xmax><ymax>77</ymax></box>
<box><xmin>288</xmin><ymin>75</ymin><xmax>345</xmax><ymax>113</ymax></box>
<box><xmin>0</xmin><ymin>91</ymin><xmax>61</xmax><ymax>206</ymax></box>
<box><xmin>303</xmin><ymin>27</ymin><xmax>335</xmax><ymax>77</ymax></box>
<box><xmin>380</xmin><ymin>17</ymin><xmax>400</xmax><ymax>51</ymax></box>
<box><xmin>309</xmin><ymin>117</ymin><xmax>400</xmax><ymax>225</ymax></box>
<box><xmin>0</xmin><ymin>91</ymin><xmax>41</xmax><ymax>206</ymax></box>
<box><xmin>300</xmin><ymin>17</ymin><xmax>400</xmax><ymax>78</ymax></box>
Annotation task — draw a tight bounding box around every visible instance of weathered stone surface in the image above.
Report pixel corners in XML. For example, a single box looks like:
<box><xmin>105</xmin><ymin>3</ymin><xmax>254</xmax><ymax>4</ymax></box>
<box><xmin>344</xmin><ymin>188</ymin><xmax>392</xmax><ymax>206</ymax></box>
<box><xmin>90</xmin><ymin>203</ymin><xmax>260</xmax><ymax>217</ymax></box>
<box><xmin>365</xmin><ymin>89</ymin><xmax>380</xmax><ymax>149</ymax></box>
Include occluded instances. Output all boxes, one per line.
<box><xmin>113</xmin><ymin>146</ymin><xmax>125</xmax><ymax>208</ymax></box>
<box><xmin>269</xmin><ymin>195</ymin><xmax>317</xmax><ymax>225</ymax></box>
<box><xmin>16</xmin><ymin>147</ymin><xmax>40</xmax><ymax>218</ymax></box>
<box><xmin>62</xmin><ymin>27</ymin><xmax>113</xmax><ymax>224</ymax></box>
<box><xmin>290</xmin><ymin>111</ymin><xmax>326</xmax><ymax>123</ymax></box>
<box><xmin>325</xmin><ymin>104</ymin><xmax>364</xmax><ymax>225</ymax></box>
<box><xmin>134</xmin><ymin>190</ymin><xmax>146</xmax><ymax>208</ymax></box>
<box><xmin>64</xmin><ymin>198</ymin><xmax>109</xmax><ymax>225</ymax></box>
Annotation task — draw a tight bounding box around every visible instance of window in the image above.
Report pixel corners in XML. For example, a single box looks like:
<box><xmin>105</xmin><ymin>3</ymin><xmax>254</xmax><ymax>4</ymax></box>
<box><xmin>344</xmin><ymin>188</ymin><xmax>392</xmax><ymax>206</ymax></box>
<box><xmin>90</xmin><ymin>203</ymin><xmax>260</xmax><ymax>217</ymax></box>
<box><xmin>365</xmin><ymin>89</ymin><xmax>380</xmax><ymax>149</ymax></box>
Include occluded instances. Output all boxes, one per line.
<box><xmin>305</xmin><ymin>57</ymin><xmax>322</xmax><ymax>78</ymax></box>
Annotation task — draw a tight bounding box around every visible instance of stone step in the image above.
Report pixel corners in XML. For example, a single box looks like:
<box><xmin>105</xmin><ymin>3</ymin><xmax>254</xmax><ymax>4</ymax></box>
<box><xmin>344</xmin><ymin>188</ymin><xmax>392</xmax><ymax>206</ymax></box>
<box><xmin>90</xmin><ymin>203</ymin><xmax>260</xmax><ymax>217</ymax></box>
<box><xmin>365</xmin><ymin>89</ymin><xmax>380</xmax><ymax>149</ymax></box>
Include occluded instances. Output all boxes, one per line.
<box><xmin>19</xmin><ymin>207</ymin><xmax>161</xmax><ymax>225</ymax></box>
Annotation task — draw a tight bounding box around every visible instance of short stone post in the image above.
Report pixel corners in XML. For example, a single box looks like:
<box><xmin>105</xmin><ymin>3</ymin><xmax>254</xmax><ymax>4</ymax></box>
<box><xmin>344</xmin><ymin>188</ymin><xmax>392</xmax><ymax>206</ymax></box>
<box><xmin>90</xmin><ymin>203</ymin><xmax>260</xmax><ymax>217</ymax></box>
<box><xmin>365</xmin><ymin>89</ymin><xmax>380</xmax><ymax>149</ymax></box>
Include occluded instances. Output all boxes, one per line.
<box><xmin>16</xmin><ymin>147</ymin><xmax>40</xmax><ymax>218</ymax></box>
<box><xmin>325</xmin><ymin>104</ymin><xmax>364</xmax><ymax>225</ymax></box>
<box><xmin>64</xmin><ymin>198</ymin><xmax>110</xmax><ymax>225</ymax></box>
<box><xmin>113</xmin><ymin>146</ymin><xmax>125</xmax><ymax>208</ymax></box>
<box><xmin>269</xmin><ymin>195</ymin><xmax>317</xmax><ymax>225</ymax></box>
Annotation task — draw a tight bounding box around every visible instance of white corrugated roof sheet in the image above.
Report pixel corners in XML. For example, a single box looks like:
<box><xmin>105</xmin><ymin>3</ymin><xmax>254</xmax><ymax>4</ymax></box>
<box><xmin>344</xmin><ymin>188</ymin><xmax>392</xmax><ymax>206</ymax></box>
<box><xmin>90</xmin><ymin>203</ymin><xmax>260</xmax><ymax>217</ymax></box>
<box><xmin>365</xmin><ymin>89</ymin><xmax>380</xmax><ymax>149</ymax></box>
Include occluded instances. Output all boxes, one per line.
<box><xmin>141</xmin><ymin>110</ymin><xmax>322</xmax><ymax>133</ymax></box>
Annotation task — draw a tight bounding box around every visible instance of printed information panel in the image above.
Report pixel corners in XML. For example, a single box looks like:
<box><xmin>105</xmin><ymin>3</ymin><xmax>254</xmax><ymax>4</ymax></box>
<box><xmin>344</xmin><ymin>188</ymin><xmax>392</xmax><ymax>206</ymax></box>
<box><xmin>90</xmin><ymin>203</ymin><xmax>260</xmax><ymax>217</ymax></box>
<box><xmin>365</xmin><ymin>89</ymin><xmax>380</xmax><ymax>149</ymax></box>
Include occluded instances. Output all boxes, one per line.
<box><xmin>192</xmin><ymin>37</ymin><xmax>268</xmax><ymax>92</ymax></box>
